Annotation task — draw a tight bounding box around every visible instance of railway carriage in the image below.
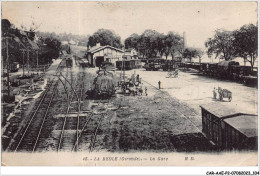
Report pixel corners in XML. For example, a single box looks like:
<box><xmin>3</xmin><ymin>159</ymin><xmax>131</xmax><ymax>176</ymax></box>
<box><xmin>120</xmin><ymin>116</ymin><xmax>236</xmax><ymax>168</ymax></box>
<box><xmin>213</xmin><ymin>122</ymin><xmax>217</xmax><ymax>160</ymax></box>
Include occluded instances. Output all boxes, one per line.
<box><xmin>178</xmin><ymin>60</ymin><xmax>257</xmax><ymax>87</ymax></box>
<box><xmin>65</xmin><ymin>58</ymin><xmax>73</xmax><ymax>68</ymax></box>
<box><xmin>217</xmin><ymin>60</ymin><xmax>239</xmax><ymax>79</ymax></box>
<box><xmin>229</xmin><ymin>65</ymin><xmax>241</xmax><ymax>81</ymax></box>
<box><xmin>199</xmin><ymin>63</ymin><xmax>209</xmax><ymax>74</ymax></box>
<box><xmin>161</xmin><ymin>60</ymin><xmax>174</xmax><ymax>71</ymax></box>
<box><xmin>10</xmin><ymin>62</ymin><xmax>20</xmax><ymax>72</ymax></box>
<box><xmin>116</xmin><ymin>60</ymin><xmax>135</xmax><ymax>70</ymax></box>
<box><xmin>144</xmin><ymin>58</ymin><xmax>165</xmax><ymax>71</ymax></box>
<box><xmin>190</xmin><ymin>62</ymin><xmax>201</xmax><ymax>70</ymax></box>
<box><xmin>208</xmin><ymin>63</ymin><xmax>218</xmax><ymax>77</ymax></box>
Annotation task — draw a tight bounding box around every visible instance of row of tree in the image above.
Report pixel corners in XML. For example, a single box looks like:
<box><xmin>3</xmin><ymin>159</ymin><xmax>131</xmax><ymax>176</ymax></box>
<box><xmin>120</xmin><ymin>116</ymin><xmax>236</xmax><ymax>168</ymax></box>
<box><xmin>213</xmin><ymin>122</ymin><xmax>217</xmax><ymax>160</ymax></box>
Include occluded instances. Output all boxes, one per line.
<box><xmin>36</xmin><ymin>31</ymin><xmax>89</xmax><ymax>47</ymax></box>
<box><xmin>87</xmin><ymin>24</ymin><xmax>257</xmax><ymax>67</ymax></box>
<box><xmin>205</xmin><ymin>24</ymin><xmax>257</xmax><ymax>70</ymax></box>
<box><xmin>125</xmin><ymin>30</ymin><xmax>204</xmax><ymax>62</ymax></box>
<box><xmin>125</xmin><ymin>30</ymin><xmax>185</xmax><ymax>59</ymax></box>
<box><xmin>87</xmin><ymin>29</ymin><xmax>203</xmax><ymax>62</ymax></box>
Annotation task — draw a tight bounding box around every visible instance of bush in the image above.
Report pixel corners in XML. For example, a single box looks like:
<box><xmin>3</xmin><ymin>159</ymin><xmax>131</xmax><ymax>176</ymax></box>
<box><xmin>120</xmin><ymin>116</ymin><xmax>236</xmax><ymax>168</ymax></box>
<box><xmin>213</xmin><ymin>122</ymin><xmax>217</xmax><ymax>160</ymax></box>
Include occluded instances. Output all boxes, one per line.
<box><xmin>2</xmin><ymin>94</ymin><xmax>15</xmax><ymax>103</ymax></box>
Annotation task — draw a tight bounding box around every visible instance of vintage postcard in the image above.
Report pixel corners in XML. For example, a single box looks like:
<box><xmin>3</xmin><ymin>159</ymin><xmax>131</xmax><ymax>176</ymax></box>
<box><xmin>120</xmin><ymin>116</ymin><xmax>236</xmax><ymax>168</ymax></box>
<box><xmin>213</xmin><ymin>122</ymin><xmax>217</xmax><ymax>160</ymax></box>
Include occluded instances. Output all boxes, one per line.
<box><xmin>1</xmin><ymin>1</ymin><xmax>258</xmax><ymax>167</ymax></box>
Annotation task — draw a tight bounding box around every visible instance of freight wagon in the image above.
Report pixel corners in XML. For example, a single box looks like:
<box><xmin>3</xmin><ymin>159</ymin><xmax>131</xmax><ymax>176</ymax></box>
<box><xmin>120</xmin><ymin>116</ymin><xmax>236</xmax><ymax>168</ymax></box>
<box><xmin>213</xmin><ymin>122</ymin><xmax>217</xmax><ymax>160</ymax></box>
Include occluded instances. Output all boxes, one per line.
<box><xmin>144</xmin><ymin>58</ymin><xmax>165</xmax><ymax>71</ymax></box>
<box><xmin>200</xmin><ymin>103</ymin><xmax>257</xmax><ymax>150</ymax></box>
<box><xmin>116</xmin><ymin>60</ymin><xmax>135</xmax><ymax>70</ymax></box>
<box><xmin>180</xmin><ymin>61</ymin><xmax>257</xmax><ymax>87</ymax></box>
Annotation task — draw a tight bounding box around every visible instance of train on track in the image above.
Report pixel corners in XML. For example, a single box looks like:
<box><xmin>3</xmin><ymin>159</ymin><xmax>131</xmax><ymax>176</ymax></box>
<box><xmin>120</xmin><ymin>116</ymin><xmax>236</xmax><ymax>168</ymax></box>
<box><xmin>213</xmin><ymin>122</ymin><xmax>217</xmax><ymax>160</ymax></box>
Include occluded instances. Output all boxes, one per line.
<box><xmin>115</xmin><ymin>59</ymin><xmax>142</xmax><ymax>70</ymax></box>
<box><xmin>65</xmin><ymin>58</ymin><xmax>73</xmax><ymax>68</ymax></box>
<box><xmin>180</xmin><ymin>60</ymin><xmax>257</xmax><ymax>87</ymax></box>
<box><xmin>141</xmin><ymin>58</ymin><xmax>257</xmax><ymax>87</ymax></box>
<box><xmin>144</xmin><ymin>58</ymin><xmax>179</xmax><ymax>71</ymax></box>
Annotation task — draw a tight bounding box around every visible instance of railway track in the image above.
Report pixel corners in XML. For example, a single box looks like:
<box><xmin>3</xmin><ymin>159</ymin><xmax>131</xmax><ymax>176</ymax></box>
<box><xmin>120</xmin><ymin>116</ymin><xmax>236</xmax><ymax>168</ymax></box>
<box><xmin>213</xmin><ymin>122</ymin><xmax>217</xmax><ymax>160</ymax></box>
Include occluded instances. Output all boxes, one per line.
<box><xmin>56</xmin><ymin>68</ymin><xmax>106</xmax><ymax>152</ymax></box>
<box><xmin>11</xmin><ymin>57</ymin><xmax>109</xmax><ymax>152</ymax></box>
<box><xmin>74</xmin><ymin>71</ymin><xmax>85</xmax><ymax>151</ymax></box>
<box><xmin>12</xmin><ymin>60</ymin><xmax>63</xmax><ymax>152</ymax></box>
<box><xmin>89</xmin><ymin>113</ymin><xmax>105</xmax><ymax>152</ymax></box>
<box><xmin>57</xmin><ymin>69</ymin><xmax>81</xmax><ymax>152</ymax></box>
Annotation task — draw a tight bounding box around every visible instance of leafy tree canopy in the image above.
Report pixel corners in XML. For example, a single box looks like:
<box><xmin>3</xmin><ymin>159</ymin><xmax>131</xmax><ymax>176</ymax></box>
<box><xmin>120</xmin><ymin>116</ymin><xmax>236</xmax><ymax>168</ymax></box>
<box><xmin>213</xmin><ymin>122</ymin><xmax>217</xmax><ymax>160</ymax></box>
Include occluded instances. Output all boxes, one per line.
<box><xmin>87</xmin><ymin>29</ymin><xmax>123</xmax><ymax>49</ymax></box>
<box><xmin>183</xmin><ymin>47</ymin><xmax>203</xmax><ymax>62</ymax></box>
<box><xmin>205</xmin><ymin>30</ymin><xmax>236</xmax><ymax>61</ymax></box>
<box><xmin>233</xmin><ymin>24</ymin><xmax>257</xmax><ymax>70</ymax></box>
<box><xmin>124</xmin><ymin>30</ymin><xmax>183</xmax><ymax>59</ymax></box>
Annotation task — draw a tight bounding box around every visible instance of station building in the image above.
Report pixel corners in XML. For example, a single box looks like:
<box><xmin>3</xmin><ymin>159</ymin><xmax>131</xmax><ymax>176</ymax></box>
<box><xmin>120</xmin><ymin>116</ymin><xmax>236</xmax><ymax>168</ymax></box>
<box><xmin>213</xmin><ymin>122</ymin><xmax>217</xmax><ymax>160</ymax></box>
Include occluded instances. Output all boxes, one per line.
<box><xmin>200</xmin><ymin>103</ymin><xmax>257</xmax><ymax>150</ymax></box>
<box><xmin>124</xmin><ymin>48</ymin><xmax>138</xmax><ymax>60</ymax></box>
<box><xmin>86</xmin><ymin>43</ymin><xmax>124</xmax><ymax>67</ymax></box>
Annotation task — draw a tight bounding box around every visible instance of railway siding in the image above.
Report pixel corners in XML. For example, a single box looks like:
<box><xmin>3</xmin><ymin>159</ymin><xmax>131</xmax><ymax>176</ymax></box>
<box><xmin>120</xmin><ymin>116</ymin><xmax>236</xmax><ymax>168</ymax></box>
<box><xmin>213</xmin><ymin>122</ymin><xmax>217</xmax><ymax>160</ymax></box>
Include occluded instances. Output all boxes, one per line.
<box><xmin>5</xmin><ymin>57</ymin><xmax>218</xmax><ymax>153</ymax></box>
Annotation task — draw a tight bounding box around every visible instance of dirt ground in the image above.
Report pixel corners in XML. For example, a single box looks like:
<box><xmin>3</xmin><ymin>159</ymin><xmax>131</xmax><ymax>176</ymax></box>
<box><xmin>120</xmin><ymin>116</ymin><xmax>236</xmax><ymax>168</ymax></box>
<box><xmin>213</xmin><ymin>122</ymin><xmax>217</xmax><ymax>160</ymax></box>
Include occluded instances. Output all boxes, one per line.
<box><xmin>119</xmin><ymin>68</ymin><xmax>258</xmax><ymax>116</ymax></box>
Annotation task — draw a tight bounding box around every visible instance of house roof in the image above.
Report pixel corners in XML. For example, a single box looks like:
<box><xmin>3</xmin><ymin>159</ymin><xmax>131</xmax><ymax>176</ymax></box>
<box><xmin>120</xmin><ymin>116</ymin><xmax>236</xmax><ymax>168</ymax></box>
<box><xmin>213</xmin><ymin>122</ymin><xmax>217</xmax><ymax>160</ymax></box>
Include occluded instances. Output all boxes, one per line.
<box><xmin>28</xmin><ymin>38</ymin><xmax>39</xmax><ymax>50</ymax></box>
<box><xmin>88</xmin><ymin>45</ymin><xmax>124</xmax><ymax>54</ymax></box>
<box><xmin>224</xmin><ymin>114</ymin><xmax>258</xmax><ymax>138</ymax></box>
<box><xmin>125</xmin><ymin>48</ymin><xmax>136</xmax><ymax>52</ymax></box>
<box><xmin>12</xmin><ymin>35</ymin><xmax>26</xmax><ymax>49</ymax></box>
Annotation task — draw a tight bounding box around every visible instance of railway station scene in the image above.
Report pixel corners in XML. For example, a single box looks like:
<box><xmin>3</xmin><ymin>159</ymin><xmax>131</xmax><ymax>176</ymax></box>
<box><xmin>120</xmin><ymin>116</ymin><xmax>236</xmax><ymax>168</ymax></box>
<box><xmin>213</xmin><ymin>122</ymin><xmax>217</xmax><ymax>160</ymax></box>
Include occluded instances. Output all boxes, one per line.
<box><xmin>1</xmin><ymin>1</ymin><xmax>258</xmax><ymax>166</ymax></box>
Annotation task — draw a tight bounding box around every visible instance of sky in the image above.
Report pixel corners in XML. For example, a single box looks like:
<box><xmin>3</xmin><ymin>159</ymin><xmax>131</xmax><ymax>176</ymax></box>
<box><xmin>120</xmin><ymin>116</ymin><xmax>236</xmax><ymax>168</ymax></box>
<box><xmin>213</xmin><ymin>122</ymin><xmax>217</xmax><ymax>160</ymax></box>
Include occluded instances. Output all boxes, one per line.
<box><xmin>2</xmin><ymin>1</ymin><xmax>258</xmax><ymax>49</ymax></box>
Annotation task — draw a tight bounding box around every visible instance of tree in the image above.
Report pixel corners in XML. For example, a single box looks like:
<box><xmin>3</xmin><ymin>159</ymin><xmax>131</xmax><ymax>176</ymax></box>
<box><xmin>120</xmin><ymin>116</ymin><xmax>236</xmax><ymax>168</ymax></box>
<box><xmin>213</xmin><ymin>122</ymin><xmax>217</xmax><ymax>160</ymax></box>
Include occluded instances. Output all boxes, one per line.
<box><xmin>183</xmin><ymin>47</ymin><xmax>203</xmax><ymax>63</ymax></box>
<box><xmin>164</xmin><ymin>32</ymin><xmax>183</xmax><ymax>61</ymax></box>
<box><xmin>38</xmin><ymin>37</ymin><xmax>61</xmax><ymax>64</ymax></box>
<box><xmin>139</xmin><ymin>29</ymin><xmax>161</xmax><ymax>58</ymax></box>
<box><xmin>125</xmin><ymin>30</ymin><xmax>183</xmax><ymax>59</ymax></box>
<box><xmin>1</xmin><ymin>19</ymin><xmax>26</xmax><ymax>67</ymax></box>
<box><xmin>124</xmin><ymin>33</ymin><xmax>140</xmax><ymax>50</ymax></box>
<box><xmin>233</xmin><ymin>24</ymin><xmax>257</xmax><ymax>71</ymax></box>
<box><xmin>87</xmin><ymin>29</ymin><xmax>123</xmax><ymax>48</ymax></box>
<box><xmin>205</xmin><ymin>30</ymin><xmax>236</xmax><ymax>61</ymax></box>
<box><xmin>157</xmin><ymin>33</ymin><xmax>166</xmax><ymax>58</ymax></box>
<box><xmin>2</xmin><ymin>19</ymin><xmax>11</xmax><ymax>35</ymax></box>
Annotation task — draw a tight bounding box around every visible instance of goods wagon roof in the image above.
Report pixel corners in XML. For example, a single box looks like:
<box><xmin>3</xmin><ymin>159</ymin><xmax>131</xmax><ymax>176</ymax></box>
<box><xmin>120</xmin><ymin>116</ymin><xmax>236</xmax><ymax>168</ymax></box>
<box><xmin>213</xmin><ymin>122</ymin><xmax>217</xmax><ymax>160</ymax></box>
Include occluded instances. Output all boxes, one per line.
<box><xmin>224</xmin><ymin>115</ymin><xmax>258</xmax><ymax>138</ymax></box>
<box><xmin>200</xmin><ymin>103</ymin><xmax>239</xmax><ymax>118</ymax></box>
<box><xmin>218</xmin><ymin>60</ymin><xmax>239</xmax><ymax>67</ymax></box>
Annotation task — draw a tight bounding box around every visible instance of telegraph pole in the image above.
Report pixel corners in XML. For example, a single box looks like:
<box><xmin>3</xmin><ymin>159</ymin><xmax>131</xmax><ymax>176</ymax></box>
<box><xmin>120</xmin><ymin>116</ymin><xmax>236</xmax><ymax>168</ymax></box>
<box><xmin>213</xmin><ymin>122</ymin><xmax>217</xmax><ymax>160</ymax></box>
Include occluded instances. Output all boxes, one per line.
<box><xmin>27</xmin><ymin>49</ymin><xmax>30</xmax><ymax>75</ymax></box>
<box><xmin>21</xmin><ymin>49</ymin><xmax>25</xmax><ymax>77</ymax></box>
<box><xmin>6</xmin><ymin>37</ymin><xmax>10</xmax><ymax>98</ymax></box>
<box><xmin>36</xmin><ymin>50</ymin><xmax>39</xmax><ymax>73</ymax></box>
<box><xmin>123</xmin><ymin>55</ymin><xmax>125</xmax><ymax>83</ymax></box>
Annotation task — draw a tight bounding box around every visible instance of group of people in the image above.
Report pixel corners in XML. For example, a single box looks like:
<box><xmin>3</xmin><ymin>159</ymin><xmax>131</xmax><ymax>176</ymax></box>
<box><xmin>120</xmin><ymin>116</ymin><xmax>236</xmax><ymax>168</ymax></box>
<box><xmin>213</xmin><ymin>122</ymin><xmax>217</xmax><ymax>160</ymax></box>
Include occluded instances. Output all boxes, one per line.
<box><xmin>120</xmin><ymin>71</ymin><xmax>148</xmax><ymax>96</ymax></box>
<box><xmin>213</xmin><ymin>87</ymin><xmax>232</xmax><ymax>102</ymax></box>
